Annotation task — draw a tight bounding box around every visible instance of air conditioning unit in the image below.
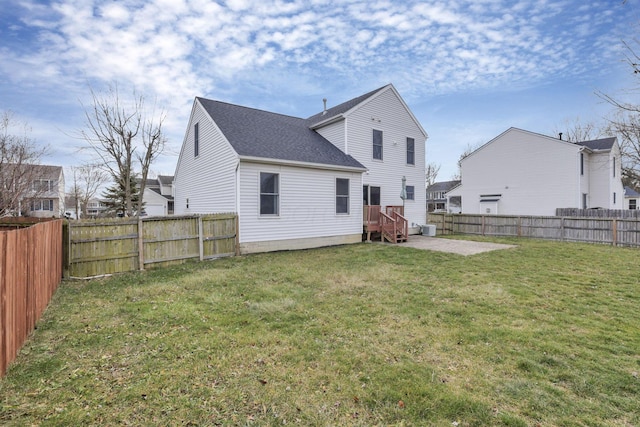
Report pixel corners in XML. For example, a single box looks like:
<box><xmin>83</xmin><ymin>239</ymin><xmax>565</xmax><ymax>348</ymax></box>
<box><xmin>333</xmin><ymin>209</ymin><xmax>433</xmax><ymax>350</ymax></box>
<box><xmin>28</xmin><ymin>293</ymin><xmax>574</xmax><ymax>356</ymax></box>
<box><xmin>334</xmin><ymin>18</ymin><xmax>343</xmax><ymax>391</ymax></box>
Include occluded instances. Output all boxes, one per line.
<box><xmin>421</xmin><ymin>224</ymin><xmax>436</xmax><ymax>236</ymax></box>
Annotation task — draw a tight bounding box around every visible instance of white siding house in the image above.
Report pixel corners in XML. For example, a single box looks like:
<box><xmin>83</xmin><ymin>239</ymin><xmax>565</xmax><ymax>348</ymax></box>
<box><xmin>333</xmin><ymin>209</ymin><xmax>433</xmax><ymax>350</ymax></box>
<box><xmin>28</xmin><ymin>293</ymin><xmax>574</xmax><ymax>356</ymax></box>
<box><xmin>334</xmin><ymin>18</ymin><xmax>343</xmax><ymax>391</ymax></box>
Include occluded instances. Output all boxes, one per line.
<box><xmin>624</xmin><ymin>186</ymin><xmax>640</xmax><ymax>210</ymax></box>
<box><xmin>140</xmin><ymin>175</ymin><xmax>174</xmax><ymax>216</ymax></box>
<box><xmin>24</xmin><ymin>165</ymin><xmax>65</xmax><ymax>218</ymax></box>
<box><xmin>173</xmin><ymin>84</ymin><xmax>427</xmax><ymax>253</ymax></box>
<box><xmin>310</xmin><ymin>86</ymin><xmax>427</xmax><ymax>232</ymax></box>
<box><xmin>448</xmin><ymin>128</ymin><xmax>624</xmax><ymax>216</ymax></box>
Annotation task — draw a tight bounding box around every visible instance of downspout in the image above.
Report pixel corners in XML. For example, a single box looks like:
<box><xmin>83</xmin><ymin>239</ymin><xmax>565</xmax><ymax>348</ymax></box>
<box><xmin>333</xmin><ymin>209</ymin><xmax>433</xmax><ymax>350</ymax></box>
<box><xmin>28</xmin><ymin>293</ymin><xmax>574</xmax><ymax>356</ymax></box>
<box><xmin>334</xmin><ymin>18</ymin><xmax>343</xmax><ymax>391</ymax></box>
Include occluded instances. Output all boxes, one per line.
<box><xmin>235</xmin><ymin>159</ymin><xmax>241</xmax><ymax>248</ymax></box>
<box><xmin>578</xmin><ymin>148</ymin><xmax>584</xmax><ymax>209</ymax></box>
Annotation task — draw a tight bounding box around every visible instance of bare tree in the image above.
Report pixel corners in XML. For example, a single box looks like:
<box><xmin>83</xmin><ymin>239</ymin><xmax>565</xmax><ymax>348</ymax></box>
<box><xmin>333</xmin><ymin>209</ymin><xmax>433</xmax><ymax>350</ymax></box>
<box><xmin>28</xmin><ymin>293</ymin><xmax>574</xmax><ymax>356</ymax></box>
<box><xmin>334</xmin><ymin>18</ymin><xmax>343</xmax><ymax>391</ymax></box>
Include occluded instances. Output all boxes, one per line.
<box><xmin>425</xmin><ymin>162</ymin><xmax>441</xmax><ymax>188</ymax></box>
<box><xmin>453</xmin><ymin>141</ymin><xmax>484</xmax><ymax>180</ymax></box>
<box><xmin>67</xmin><ymin>163</ymin><xmax>109</xmax><ymax>218</ymax></box>
<box><xmin>553</xmin><ymin>117</ymin><xmax>604</xmax><ymax>142</ymax></box>
<box><xmin>597</xmin><ymin>30</ymin><xmax>640</xmax><ymax>188</ymax></box>
<box><xmin>605</xmin><ymin>111</ymin><xmax>640</xmax><ymax>189</ymax></box>
<box><xmin>0</xmin><ymin>111</ymin><xmax>49</xmax><ymax>217</ymax></box>
<box><xmin>80</xmin><ymin>84</ymin><xmax>166</xmax><ymax>217</ymax></box>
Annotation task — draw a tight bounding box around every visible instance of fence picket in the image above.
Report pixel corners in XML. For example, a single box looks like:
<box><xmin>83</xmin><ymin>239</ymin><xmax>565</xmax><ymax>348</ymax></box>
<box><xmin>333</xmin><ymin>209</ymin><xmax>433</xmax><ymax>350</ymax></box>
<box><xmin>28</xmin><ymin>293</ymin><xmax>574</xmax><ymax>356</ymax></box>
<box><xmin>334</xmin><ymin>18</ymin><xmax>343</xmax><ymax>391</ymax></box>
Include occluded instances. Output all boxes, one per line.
<box><xmin>1</xmin><ymin>220</ymin><xmax>63</xmax><ymax>377</ymax></box>
<box><xmin>68</xmin><ymin>214</ymin><xmax>237</xmax><ymax>278</ymax></box>
<box><xmin>429</xmin><ymin>213</ymin><xmax>640</xmax><ymax>247</ymax></box>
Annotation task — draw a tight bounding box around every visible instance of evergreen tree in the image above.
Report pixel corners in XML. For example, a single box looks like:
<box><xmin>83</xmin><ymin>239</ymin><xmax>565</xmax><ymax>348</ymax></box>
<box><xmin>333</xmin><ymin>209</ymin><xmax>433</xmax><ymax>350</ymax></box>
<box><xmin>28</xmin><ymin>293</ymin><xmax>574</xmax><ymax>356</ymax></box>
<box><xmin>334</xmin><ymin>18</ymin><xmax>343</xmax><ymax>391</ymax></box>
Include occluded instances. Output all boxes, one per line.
<box><xmin>101</xmin><ymin>175</ymin><xmax>142</xmax><ymax>217</ymax></box>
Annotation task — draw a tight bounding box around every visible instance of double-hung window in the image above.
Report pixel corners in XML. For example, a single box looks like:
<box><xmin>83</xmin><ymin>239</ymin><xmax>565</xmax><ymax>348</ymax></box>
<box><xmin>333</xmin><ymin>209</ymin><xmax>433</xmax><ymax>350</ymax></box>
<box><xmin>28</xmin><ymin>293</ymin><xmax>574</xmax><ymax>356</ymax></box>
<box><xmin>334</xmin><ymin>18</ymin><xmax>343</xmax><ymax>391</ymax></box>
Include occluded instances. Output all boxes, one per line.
<box><xmin>31</xmin><ymin>199</ymin><xmax>53</xmax><ymax>211</ymax></box>
<box><xmin>373</xmin><ymin>129</ymin><xmax>383</xmax><ymax>160</ymax></box>
<box><xmin>260</xmin><ymin>172</ymin><xmax>279</xmax><ymax>215</ymax></box>
<box><xmin>33</xmin><ymin>179</ymin><xmax>52</xmax><ymax>192</ymax></box>
<box><xmin>406</xmin><ymin>185</ymin><xmax>415</xmax><ymax>200</ymax></box>
<box><xmin>406</xmin><ymin>137</ymin><xmax>415</xmax><ymax>165</ymax></box>
<box><xmin>336</xmin><ymin>178</ymin><xmax>349</xmax><ymax>214</ymax></box>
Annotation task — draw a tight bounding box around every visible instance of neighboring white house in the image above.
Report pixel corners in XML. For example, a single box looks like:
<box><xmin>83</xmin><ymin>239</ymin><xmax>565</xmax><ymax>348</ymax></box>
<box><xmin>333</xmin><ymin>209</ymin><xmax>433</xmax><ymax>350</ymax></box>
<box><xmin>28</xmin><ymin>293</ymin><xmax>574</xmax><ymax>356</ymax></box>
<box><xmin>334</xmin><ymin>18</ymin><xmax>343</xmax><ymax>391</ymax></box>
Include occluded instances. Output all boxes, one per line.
<box><xmin>426</xmin><ymin>180</ymin><xmax>461</xmax><ymax>213</ymax></box>
<box><xmin>173</xmin><ymin>84</ymin><xmax>427</xmax><ymax>253</ymax></box>
<box><xmin>624</xmin><ymin>186</ymin><xmax>640</xmax><ymax>210</ymax></box>
<box><xmin>141</xmin><ymin>175</ymin><xmax>174</xmax><ymax>216</ymax></box>
<box><xmin>26</xmin><ymin>165</ymin><xmax>65</xmax><ymax>218</ymax></box>
<box><xmin>448</xmin><ymin>128</ymin><xmax>624</xmax><ymax>216</ymax></box>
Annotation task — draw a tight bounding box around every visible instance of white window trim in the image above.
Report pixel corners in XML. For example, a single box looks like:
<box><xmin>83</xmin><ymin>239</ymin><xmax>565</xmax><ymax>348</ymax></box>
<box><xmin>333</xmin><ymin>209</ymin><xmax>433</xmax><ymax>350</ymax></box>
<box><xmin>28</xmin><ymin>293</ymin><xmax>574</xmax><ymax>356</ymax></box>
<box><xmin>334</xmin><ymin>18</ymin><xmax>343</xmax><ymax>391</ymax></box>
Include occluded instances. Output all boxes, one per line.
<box><xmin>336</xmin><ymin>178</ymin><xmax>350</xmax><ymax>215</ymax></box>
<box><xmin>259</xmin><ymin>172</ymin><xmax>280</xmax><ymax>217</ymax></box>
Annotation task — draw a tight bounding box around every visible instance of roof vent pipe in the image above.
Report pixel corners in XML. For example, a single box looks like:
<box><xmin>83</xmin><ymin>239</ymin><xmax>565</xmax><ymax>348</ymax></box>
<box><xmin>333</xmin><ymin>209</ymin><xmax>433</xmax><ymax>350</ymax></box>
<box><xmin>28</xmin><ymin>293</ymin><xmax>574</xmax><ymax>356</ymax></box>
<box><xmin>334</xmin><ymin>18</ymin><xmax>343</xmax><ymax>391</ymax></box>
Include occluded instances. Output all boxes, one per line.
<box><xmin>322</xmin><ymin>98</ymin><xmax>327</xmax><ymax>115</ymax></box>
<box><xmin>559</xmin><ymin>132</ymin><xmax>563</xmax><ymax>140</ymax></box>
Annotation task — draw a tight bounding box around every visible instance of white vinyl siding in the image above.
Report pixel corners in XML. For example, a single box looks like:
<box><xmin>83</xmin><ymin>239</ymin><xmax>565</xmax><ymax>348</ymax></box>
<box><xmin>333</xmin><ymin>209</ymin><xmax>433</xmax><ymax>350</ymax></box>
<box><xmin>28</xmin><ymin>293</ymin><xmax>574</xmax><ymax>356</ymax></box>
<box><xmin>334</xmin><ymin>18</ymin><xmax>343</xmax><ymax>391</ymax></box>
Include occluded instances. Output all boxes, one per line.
<box><xmin>344</xmin><ymin>87</ymin><xmax>427</xmax><ymax>230</ymax></box>
<box><xmin>174</xmin><ymin>101</ymin><xmax>238</xmax><ymax>214</ymax></box>
<box><xmin>315</xmin><ymin>120</ymin><xmax>346</xmax><ymax>153</ymax></box>
<box><xmin>588</xmin><ymin>148</ymin><xmax>623</xmax><ymax>209</ymax></box>
<box><xmin>239</xmin><ymin>162</ymin><xmax>362</xmax><ymax>244</ymax></box>
<box><xmin>142</xmin><ymin>188</ymin><xmax>170</xmax><ymax>216</ymax></box>
<box><xmin>450</xmin><ymin>129</ymin><xmax>580</xmax><ymax>215</ymax></box>
<box><xmin>449</xmin><ymin>128</ymin><xmax>624</xmax><ymax>215</ymax></box>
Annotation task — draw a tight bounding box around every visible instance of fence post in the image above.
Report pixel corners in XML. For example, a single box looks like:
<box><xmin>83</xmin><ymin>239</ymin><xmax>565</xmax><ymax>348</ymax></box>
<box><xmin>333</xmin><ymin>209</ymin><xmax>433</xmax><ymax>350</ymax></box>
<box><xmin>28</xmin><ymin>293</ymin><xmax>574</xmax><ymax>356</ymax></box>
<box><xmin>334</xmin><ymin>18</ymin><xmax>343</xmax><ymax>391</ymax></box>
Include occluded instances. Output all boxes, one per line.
<box><xmin>62</xmin><ymin>220</ymin><xmax>70</xmax><ymax>278</ymax></box>
<box><xmin>612</xmin><ymin>219</ymin><xmax>617</xmax><ymax>246</ymax></box>
<box><xmin>482</xmin><ymin>215</ymin><xmax>485</xmax><ymax>236</ymax></box>
<box><xmin>138</xmin><ymin>217</ymin><xmax>145</xmax><ymax>271</ymax></box>
<box><xmin>518</xmin><ymin>216</ymin><xmax>522</xmax><ymax>237</ymax></box>
<box><xmin>198</xmin><ymin>216</ymin><xmax>204</xmax><ymax>261</ymax></box>
<box><xmin>560</xmin><ymin>217</ymin><xmax>565</xmax><ymax>242</ymax></box>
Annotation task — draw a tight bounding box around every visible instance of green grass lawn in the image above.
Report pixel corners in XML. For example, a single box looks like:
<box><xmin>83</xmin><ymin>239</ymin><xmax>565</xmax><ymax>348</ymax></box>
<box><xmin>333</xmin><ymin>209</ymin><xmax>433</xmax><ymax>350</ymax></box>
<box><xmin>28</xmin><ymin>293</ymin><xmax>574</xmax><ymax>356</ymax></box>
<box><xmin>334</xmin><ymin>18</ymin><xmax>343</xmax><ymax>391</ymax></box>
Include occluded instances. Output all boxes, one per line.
<box><xmin>1</xmin><ymin>237</ymin><xmax>639</xmax><ymax>426</ymax></box>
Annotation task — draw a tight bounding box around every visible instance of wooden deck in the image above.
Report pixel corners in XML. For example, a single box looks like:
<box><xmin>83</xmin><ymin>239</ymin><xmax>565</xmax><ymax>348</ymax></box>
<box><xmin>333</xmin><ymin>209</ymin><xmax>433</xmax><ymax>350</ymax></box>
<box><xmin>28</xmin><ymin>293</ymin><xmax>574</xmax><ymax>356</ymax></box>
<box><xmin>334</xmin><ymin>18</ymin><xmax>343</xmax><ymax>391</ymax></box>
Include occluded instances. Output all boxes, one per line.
<box><xmin>363</xmin><ymin>205</ymin><xmax>408</xmax><ymax>243</ymax></box>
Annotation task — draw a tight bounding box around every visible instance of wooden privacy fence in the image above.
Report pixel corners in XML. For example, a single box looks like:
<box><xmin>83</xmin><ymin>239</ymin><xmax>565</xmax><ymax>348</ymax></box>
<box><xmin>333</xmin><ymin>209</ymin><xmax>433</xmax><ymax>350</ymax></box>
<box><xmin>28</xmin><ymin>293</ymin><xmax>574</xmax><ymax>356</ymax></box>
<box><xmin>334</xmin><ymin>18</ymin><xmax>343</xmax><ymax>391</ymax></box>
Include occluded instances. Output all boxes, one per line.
<box><xmin>66</xmin><ymin>214</ymin><xmax>238</xmax><ymax>278</ymax></box>
<box><xmin>1</xmin><ymin>219</ymin><xmax>63</xmax><ymax>376</ymax></box>
<box><xmin>428</xmin><ymin>213</ymin><xmax>640</xmax><ymax>247</ymax></box>
<box><xmin>556</xmin><ymin>208</ymin><xmax>640</xmax><ymax>219</ymax></box>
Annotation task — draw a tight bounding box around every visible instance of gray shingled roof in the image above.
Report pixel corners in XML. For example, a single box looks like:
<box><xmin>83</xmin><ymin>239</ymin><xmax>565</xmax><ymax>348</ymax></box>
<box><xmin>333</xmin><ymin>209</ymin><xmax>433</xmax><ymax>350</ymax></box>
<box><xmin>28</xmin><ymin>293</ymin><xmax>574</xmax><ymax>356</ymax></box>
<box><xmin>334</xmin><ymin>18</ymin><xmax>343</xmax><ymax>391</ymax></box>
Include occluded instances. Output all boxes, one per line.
<box><xmin>306</xmin><ymin>85</ymin><xmax>389</xmax><ymax>126</ymax></box>
<box><xmin>625</xmin><ymin>186</ymin><xmax>640</xmax><ymax>197</ymax></box>
<box><xmin>197</xmin><ymin>97</ymin><xmax>365</xmax><ymax>170</ymax></box>
<box><xmin>158</xmin><ymin>175</ymin><xmax>173</xmax><ymax>185</ymax></box>
<box><xmin>575</xmin><ymin>137</ymin><xmax>616</xmax><ymax>151</ymax></box>
<box><xmin>426</xmin><ymin>180</ymin><xmax>461</xmax><ymax>193</ymax></box>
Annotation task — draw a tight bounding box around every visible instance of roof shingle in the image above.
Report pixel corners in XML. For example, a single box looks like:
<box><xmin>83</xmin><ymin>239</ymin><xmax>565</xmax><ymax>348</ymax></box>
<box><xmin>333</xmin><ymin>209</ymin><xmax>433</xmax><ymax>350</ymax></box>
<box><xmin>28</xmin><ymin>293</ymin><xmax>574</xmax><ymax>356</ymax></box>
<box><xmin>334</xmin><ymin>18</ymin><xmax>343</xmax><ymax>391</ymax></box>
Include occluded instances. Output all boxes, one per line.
<box><xmin>197</xmin><ymin>97</ymin><xmax>365</xmax><ymax>170</ymax></box>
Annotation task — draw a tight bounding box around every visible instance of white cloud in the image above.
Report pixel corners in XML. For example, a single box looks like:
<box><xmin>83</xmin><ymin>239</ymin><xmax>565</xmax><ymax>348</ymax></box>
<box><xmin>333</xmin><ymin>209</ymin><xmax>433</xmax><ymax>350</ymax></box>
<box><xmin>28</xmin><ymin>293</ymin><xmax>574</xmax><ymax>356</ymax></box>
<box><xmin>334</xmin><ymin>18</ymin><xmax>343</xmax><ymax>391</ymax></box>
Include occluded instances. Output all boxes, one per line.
<box><xmin>0</xmin><ymin>0</ymin><xmax>633</xmax><ymax>175</ymax></box>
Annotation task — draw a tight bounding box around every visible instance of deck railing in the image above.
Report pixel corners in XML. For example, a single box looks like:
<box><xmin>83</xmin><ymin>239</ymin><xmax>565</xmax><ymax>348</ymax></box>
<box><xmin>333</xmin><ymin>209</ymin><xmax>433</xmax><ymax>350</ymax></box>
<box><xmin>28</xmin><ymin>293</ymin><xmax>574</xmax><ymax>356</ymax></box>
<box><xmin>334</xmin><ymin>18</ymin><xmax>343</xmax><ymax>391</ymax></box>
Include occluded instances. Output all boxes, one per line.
<box><xmin>385</xmin><ymin>205</ymin><xmax>404</xmax><ymax>217</ymax></box>
<box><xmin>391</xmin><ymin>211</ymin><xmax>408</xmax><ymax>242</ymax></box>
<box><xmin>364</xmin><ymin>205</ymin><xmax>408</xmax><ymax>243</ymax></box>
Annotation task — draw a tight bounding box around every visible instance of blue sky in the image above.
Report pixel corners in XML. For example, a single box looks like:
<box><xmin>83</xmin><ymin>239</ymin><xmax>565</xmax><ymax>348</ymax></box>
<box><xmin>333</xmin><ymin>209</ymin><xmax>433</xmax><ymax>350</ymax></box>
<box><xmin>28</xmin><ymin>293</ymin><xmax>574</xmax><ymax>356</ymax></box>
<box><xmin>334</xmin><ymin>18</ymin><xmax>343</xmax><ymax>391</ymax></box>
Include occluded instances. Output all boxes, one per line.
<box><xmin>1</xmin><ymin>0</ymin><xmax>637</xmax><ymax>182</ymax></box>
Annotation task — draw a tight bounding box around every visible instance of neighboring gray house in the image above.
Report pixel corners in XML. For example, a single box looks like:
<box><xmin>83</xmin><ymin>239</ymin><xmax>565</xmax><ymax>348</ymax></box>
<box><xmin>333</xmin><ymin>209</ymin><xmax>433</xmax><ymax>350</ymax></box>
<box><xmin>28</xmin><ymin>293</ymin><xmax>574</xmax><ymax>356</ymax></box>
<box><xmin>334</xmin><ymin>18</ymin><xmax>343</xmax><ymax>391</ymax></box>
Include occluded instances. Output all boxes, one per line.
<box><xmin>173</xmin><ymin>84</ymin><xmax>427</xmax><ymax>253</ymax></box>
<box><xmin>624</xmin><ymin>186</ymin><xmax>640</xmax><ymax>210</ymax></box>
<box><xmin>426</xmin><ymin>180</ymin><xmax>461</xmax><ymax>213</ymax></box>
